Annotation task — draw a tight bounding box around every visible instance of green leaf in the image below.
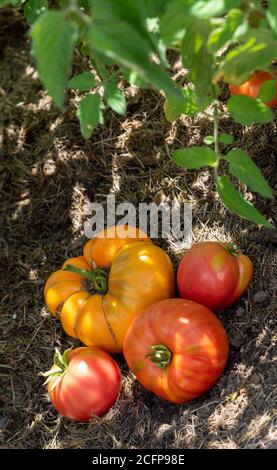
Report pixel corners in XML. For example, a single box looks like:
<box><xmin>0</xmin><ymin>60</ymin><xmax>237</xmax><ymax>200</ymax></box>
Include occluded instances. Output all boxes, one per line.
<box><xmin>164</xmin><ymin>87</ymin><xmax>211</xmax><ymax>122</ymax></box>
<box><xmin>160</xmin><ymin>0</ymin><xmax>191</xmax><ymax>47</ymax></box>
<box><xmin>87</xmin><ymin>0</ymin><xmax>167</xmax><ymax>64</ymax></box>
<box><xmin>267</xmin><ymin>1</ymin><xmax>277</xmax><ymax>37</ymax></box>
<box><xmin>104</xmin><ymin>78</ymin><xmax>126</xmax><ymax>115</ymax></box>
<box><xmin>217</xmin><ymin>30</ymin><xmax>277</xmax><ymax>84</ymax></box>
<box><xmin>123</xmin><ymin>69</ymin><xmax>148</xmax><ymax>88</ymax></box>
<box><xmin>86</xmin><ymin>20</ymin><xmax>181</xmax><ymax>101</ymax></box>
<box><xmin>216</xmin><ymin>175</ymin><xmax>273</xmax><ymax>227</ymax></box>
<box><xmin>219</xmin><ymin>133</ymin><xmax>234</xmax><ymax>145</ymax></box>
<box><xmin>31</xmin><ymin>11</ymin><xmax>77</xmax><ymax>109</ymax></box>
<box><xmin>68</xmin><ymin>71</ymin><xmax>96</xmax><ymax>92</ymax></box>
<box><xmin>258</xmin><ymin>80</ymin><xmax>277</xmax><ymax>103</ymax></box>
<box><xmin>225</xmin><ymin>149</ymin><xmax>273</xmax><ymax>199</ymax></box>
<box><xmin>208</xmin><ymin>9</ymin><xmax>246</xmax><ymax>53</ymax></box>
<box><xmin>77</xmin><ymin>93</ymin><xmax>104</xmax><ymax>139</ymax></box>
<box><xmin>227</xmin><ymin>95</ymin><xmax>274</xmax><ymax>125</ymax></box>
<box><xmin>203</xmin><ymin>135</ymin><xmax>215</xmax><ymax>145</ymax></box>
<box><xmin>0</xmin><ymin>0</ymin><xmax>23</xmax><ymax>4</ymax></box>
<box><xmin>24</xmin><ymin>0</ymin><xmax>47</xmax><ymax>25</ymax></box>
<box><xmin>181</xmin><ymin>18</ymin><xmax>214</xmax><ymax>103</ymax></box>
<box><xmin>173</xmin><ymin>146</ymin><xmax>218</xmax><ymax>169</ymax></box>
<box><xmin>191</xmin><ymin>0</ymin><xmax>242</xmax><ymax>19</ymax></box>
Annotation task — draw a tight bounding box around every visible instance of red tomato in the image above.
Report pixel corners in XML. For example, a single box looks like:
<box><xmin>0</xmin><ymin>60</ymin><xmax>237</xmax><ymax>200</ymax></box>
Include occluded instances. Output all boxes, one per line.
<box><xmin>44</xmin><ymin>347</ymin><xmax>121</xmax><ymax>422</ymax></box>
<box><xmin>177</xmin><ymin>242</ymin><xmax>253</xmax><ymax>311</ymax></box>
<box><xmin>230</xmin><ymin>71</ymin><xmax>277</xmax><ymax>108</ymax></box>
<box><xmin>123</xmin><ymin>298</ymin><xmax>229</xmax><ymax>404</ymax></box>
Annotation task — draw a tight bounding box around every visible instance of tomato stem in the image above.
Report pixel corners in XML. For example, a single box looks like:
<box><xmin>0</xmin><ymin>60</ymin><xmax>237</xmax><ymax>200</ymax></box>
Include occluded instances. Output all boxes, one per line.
<box><xmin>145</xmin><ymin>344</ymin><xmax>172</xmax><ymax>370</ymax></box>
<box><xmin>225</xmin><ymin>241</ymin><xmax>239</xmax><ymax>256</ymax></box>
<box><xmin>63</xmin><ymin>264</ymin><xmax>108</xmax><ymax>294</ymax></box>
<box><xmin>42</xmin><ymin>349</ymin><xmax>71</xmax><ymax>391</ymax></box>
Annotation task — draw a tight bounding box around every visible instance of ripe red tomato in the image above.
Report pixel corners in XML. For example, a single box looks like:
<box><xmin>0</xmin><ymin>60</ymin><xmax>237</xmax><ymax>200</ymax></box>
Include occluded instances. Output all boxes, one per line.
<box><xmin>230</xmin><ymin>71</ymin><xmax>277</xmax><ymax>108</ymax></box>
<box><xmin>177</xmin><ymin>242</ymin><xmax>253</xmax><ymax>311</ymax></box>
<box><xmin>123</xmin><ymin>298</ymin><xmax>229</xmax><ymax>404</ymax></box>
<box><xmin>44</xmin><ymin>347</ymin><xmax>121</xmax><ymax>421</ymax></box>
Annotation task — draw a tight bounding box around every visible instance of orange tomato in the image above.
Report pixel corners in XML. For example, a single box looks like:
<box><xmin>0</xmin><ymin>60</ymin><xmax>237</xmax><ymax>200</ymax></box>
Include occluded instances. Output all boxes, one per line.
<box><xmin>230</xmin><ymin>71</ymin><xmax>277</xmax><ymax>109</ymax></box>
<box><xmin>123</xmin><ymin>298</ymin><xmax>229</xmax><ymax>404</ymax></box>
<box><xmin>44</xmin><ymin>226</ymin><xmax>175</xmax><ymax>353</ymax></box>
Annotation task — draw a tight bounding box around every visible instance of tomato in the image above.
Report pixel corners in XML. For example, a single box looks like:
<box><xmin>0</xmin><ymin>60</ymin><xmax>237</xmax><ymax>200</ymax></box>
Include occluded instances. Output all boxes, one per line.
<box><xmin>44</xmin><ymin>225</ymin><xmax>175</xmax><ymax>353</ymax></box>
<box><xmin>44</xmin><ymin>347</ymin><xmax>121</xmax><ymax>422</ymax></box>
<box><xmin>177</xmin><ymin>242</ymin><xmax>253</xmax><ymax>311</ymax></box>
<box><xmin>230</xmin><ymin>71</ymin><xmax>277</xmax><ymax>108</ymax></box>
<box><xmin>123</xmin><ymin>298</ymin><xmax>229</xmax><ymax>404</ymax></box>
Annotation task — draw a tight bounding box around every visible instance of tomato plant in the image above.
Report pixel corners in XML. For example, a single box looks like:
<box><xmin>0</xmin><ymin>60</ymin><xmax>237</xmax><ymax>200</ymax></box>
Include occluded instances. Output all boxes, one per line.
<box><xmin>230</xmin><ymin>70</ymin><xmax>277</xmax><ymax>108</ymax></box>
<box><xmin>43</xmin><ymin>347</ymin><xmax>121</xmax><ymax>421</ymax></box>
<box><xmin>177</xmin><ymin>242</ymin><xmax>253</xmax><ymax>310</ymax></box>
<box><xmin>44</xmin><ymin>225</ymin><xmax>175</xmax><ymax>353</ymax></box>
<box><xmin>1</xmin><ymin>0</ymin><xmax>276</xmax><ymax>227</ymax></box>
<box><xmin>123</xmin><ymin>298</ymin><xmax>229</xmax><ymax>404</ymax></box>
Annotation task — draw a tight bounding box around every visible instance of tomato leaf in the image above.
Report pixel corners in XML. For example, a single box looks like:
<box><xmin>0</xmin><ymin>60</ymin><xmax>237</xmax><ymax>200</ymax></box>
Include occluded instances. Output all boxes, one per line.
<box><xmin>208</xmin><ymin>8</ymin><xmax>246</xmax><ymax>53</ymax></box>
<box><xmin>86</xmin><ymin>20</ymin><xmax>182</xmax><ymax>101</ymax></box>
<box><xmin>181</xmin><ymin>18</ymin><xmax>214</xmax><ymax>103</ymax></box>
<box><xmin>104</xmin><ymin>77</ymin><xmax>126</xmax><ymax>115</ymax></box>
<box><xmin>219</xmin><ymin>133</ymin><xmax>234</xmax><ymax>145</ymax></box>
<box><xmin>173</xmin><ymin>146</ymin><xmax>218</xmax><ymax>169</ymax></box>
<box><xmin>31</xmin><ymin>11</ymin><xmax>77</xmax><ymax>110</ymax></box>
<box><xmin>267</xmin><ymin>2</ymin><xmax>277</xmax><ymax>38</ymax></box>
<box><xmin>217</xmin><ymin>30</ymin><xmax>277</xmax><ymax>84</ymax></box>
<box><xmin>258</xmin><ymin>80</ymin><xmax>277</xmax><ymax>103</ymax></box>
<box><xmin>24</xmin><ymin>0</ymin><xmax>48</xmax><ymax>25</ymax></box>
<box><xmin>203</xmin><ymin>135</ymin><xmax>215</xmax><ymax>145</ymax></box>
<box><xmin>225</xmin><ymin>149</ymin><xmax>273</xmax><ymax>199</ymax></box>
<box><xmin>77</xmin><ymin>93</ymin><xmax>104</xmax><ymax>139</ymax></box>
<box><xmin>216</xmin><ymin>175</ymin><xmax>274</xmax><ymax>227</ymax></box>
<box><xmin>191</xmin><ymin>0</ymin><xmax>242</xmax><ymax>19</ymax></box>
<box><xmin>227</xmin><ymin>95</ymin><xmax>274</xmax><ymax>125</ymax></box>
<box><xmin>68</xmin><ymin>71</ymin><xmax>96</xmax><ymax>92</ymax></box>
<box><xmin>164</xmin><ymin>87</ymin><xmax>211</xmax><ymax>122</ymax></box>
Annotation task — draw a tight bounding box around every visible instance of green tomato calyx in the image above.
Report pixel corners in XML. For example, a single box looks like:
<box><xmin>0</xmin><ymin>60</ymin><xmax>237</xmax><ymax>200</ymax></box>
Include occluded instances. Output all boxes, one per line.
<box><xmin>145</xmin><ymin>344</ymin><xmax>172</xmax><ymax>370</ymax></box>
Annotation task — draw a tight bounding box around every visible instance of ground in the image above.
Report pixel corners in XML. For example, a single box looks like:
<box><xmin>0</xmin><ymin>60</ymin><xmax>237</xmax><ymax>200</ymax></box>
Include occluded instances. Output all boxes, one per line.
<box><xmin>0</xmin><ymin>8</ymin><xmax>276</xmax><ymax>449</ymax></box>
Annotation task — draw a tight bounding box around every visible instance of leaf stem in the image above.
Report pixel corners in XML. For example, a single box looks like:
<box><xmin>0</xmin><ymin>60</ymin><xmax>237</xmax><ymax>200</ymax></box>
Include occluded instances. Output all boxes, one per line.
<box><xmin>212</xmin><ymin>85</ymin><xmax>220</xmax><ymax>180</ymax></box>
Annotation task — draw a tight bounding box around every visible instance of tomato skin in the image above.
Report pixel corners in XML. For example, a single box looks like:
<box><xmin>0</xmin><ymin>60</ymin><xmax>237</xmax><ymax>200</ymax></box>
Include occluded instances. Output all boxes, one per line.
<box><xmin>177</xmin><ymin>242</ymin><xmax>253</xmax><ymax>311</ymax></box>
<box><xmin>123</xmin><ymin>299</ymin><xmax>229</xmax><ymax>404</ymax></box>
<box><xmin>48</xmin><ymin>347</ymin><xmax>121</xmax><ymax>422</ymax></box>
<box><xmin>229</xmin><ymin>71</ymin><xmax>277</xmax><ymax>109</ymax></box>
<box><xmin>44</xmin><ymin>225</ymin><xmax>175</xmax><ymax>353</ymax></box>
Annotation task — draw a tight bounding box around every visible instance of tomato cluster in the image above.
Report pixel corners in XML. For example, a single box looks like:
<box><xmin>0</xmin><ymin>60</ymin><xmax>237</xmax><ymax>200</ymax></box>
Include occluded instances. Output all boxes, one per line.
<box><xmin>43</xmin><ymin>227</ymin><xmax>253</xmax><ymax>420</ymax></box>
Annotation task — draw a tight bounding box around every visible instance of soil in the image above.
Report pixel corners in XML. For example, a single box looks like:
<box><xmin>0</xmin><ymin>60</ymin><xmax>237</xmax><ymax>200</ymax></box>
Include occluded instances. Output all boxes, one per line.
<box><xmin>0</xmin><ymin>8</ymin><xmax>276</xmax><ymax>449</ymax></box>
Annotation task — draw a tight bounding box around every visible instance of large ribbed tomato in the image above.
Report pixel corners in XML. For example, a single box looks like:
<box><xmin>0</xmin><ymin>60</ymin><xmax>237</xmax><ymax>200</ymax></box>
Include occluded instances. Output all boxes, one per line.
<box><xmin>44</xmin><ymin>347</ymin><xmax>121</xmax><ymax>422</ymax></box>
<box><xmin>44</xmin><ymin>226</ymin><xmax>175</xmax><ymax>353</ymax></box>
<box><xmin>123</xmin><ymin>299</ymin><xmax>229</xmax><ymax>404</ymax></box>
<box><xmin>230</xmin><ymin>71</ymin><xmax>277</xmax><ymax>108</ymax></box>
<box><xmin>177</xmin><ymin>242</ymin><xmax>253</xmax><ymax>311</ymax></box>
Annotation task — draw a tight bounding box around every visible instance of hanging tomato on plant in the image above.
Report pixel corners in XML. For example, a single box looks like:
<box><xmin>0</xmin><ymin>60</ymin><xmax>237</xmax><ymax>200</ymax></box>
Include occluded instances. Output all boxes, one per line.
<box><xmin>44</xmin><ymin>225</ymin><xmax>175</xmax><ymax>353</ymax></box>
<box><xmin>123</xmin><ymin>298</ymin><xmax>229</xmax><ymax>404</ymax></box>
<box><xmin>43</xmin><ymin>347</ymin><xmax>122</xmax><ymax>422</ymax></box>
<box><xmin>230</xmin><ymin>71</ymin><xmax>277</xmax><ymax>109</ymax></box>
<box><xmin>177</xmin><ymin>241</ymin><xmax>253</xmax><ymax>311</ymax></box>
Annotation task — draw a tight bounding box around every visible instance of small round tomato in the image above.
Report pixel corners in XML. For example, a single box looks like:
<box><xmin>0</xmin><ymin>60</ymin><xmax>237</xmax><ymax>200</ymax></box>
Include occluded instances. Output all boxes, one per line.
<box><xmin>123</xmin><ymin>298</ymin><xmax>229</xmax><ymax>404</ymax></box>
<box><xmin>177</xmin><ymin>241</ymin><xmax>253</xmax><ymax>311</ymax></box>
<box><xmin>44</xmin><ymin>347</ymin><xmax>121</xmax><ymax>422</ymax></box>
<box><xmin>230</xmin><ymin>71</ymin><xmax>277</xmax><ymax>108</ymax></box>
